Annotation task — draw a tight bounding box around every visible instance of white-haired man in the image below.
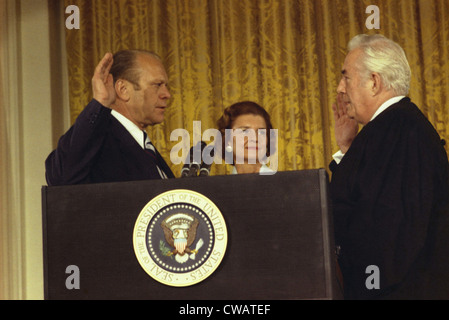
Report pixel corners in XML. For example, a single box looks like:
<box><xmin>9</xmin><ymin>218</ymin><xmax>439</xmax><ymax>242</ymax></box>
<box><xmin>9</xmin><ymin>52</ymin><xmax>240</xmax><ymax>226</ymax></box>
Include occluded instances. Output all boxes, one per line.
<box><xmin>330</xmin><ymin>34</ymin><xmax>449</xmax><ymax>299</ymax></box>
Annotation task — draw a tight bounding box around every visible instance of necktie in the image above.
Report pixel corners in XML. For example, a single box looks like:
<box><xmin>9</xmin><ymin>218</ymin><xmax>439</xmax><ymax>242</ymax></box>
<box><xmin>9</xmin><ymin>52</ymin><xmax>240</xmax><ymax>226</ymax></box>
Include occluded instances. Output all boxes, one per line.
<box><xmin>143</xmin><ymin>132</ymin><xmax>168</xmax><ymax>179</ymax></box>
<box><xmin>143</xmin><ymin>133</ymin><xmax>156</xmax><ymax>154</ymax></box>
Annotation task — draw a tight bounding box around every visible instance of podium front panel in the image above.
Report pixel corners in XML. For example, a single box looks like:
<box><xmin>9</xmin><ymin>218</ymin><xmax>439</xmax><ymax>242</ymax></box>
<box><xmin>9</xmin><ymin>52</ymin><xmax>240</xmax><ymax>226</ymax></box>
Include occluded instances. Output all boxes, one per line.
<box><xmin>42</xmin><ymin>169</ymin><xmax>342</xmax><ymax>299</ymax></box>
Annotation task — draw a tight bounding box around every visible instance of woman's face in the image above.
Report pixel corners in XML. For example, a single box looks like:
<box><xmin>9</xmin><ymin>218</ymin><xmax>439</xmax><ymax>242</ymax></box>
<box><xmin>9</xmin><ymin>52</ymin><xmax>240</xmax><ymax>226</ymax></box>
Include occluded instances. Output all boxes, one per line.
<box><xmin>231</xmin><ymin>114</ymin><xmax>268</xmax><ymax>164</ymax></box>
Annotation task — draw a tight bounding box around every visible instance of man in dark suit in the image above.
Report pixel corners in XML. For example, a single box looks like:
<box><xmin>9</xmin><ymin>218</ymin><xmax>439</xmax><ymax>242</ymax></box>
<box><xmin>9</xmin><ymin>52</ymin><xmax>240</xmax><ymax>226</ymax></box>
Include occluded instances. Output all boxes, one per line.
<box><xmin>46</xmin><ymin>50</ymin><xmax>175</xmax><ymax>185</ymax></box>
<box><xmin>330</xmin><ymin>34</ymin><xmax>449</xmax><ymax>299</ymax></box>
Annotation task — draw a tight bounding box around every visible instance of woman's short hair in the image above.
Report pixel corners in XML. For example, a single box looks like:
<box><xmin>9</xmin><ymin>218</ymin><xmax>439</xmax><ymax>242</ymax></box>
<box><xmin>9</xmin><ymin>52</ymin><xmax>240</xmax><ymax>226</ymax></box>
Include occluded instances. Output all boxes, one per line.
<box><xmin>348</xmin><ymin>34</ymin><xmax>411</xmax><ymax>96</ymax></box>
<box><xmin>216</xmin><ymin>101</ymin><xmax>276</xmax><ymax>162</ymax></box>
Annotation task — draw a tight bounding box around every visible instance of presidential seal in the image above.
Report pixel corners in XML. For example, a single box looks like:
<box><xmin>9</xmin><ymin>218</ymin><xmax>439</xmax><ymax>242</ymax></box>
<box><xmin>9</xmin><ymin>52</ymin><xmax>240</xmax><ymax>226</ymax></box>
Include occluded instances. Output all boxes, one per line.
<box><xmin>133</xmin><ymin>189</ymin><xmax>227</xmax><ymax>287</ymax></box>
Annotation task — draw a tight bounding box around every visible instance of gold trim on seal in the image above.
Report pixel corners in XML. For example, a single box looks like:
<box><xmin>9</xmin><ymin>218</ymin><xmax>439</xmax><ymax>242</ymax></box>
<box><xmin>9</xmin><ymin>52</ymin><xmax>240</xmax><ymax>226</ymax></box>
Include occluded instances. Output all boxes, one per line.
<box><xmin>133</xmin><ymin>189</ymin><xmax>228</xmax><ymax>287</ymax></box>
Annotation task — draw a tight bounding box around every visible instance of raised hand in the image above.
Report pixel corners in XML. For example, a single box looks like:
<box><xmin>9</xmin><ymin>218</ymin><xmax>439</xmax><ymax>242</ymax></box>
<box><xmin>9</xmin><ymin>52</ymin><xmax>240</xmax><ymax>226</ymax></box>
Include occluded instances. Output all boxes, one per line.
<box><xmin>332</xmin><ymin>93</ymin><xmax>359</xmax><ymax>154</ymax></box>
<box><xmin>92</xmin><ymin>53</ymin><xmax>116</xmax><ymax>108</ymax></box>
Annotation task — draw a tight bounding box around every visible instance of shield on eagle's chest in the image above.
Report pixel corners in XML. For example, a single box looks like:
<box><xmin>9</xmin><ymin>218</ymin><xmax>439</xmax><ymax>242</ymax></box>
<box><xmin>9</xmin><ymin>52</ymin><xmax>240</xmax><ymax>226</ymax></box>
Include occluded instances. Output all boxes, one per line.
<box><xmin>162</xmin><ymin>213</ymin><xmax>198</xmax><ymax>256</ymax></box>
<box><xmin>174</xmin><ymin>238</ymin><xmax>187</xmax><ymax>254</ymax></box>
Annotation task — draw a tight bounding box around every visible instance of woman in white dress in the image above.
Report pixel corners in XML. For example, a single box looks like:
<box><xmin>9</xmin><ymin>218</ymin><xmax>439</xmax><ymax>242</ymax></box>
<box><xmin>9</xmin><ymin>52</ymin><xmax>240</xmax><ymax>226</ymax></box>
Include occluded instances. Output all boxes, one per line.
<box><xmin>216</xmin><ymin>101</ymin><xmax>276</xmax><ymax>174</ymax></box>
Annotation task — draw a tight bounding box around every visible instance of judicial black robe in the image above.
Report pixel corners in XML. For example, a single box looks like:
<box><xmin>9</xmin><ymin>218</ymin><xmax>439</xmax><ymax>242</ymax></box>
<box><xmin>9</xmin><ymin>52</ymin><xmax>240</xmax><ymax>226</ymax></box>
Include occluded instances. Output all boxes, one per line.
<box><xmin>329</xmin><ymin>97</ymin><xmax>449</xmax><ymax>299</ymax></box>
<box><xmin>45</xmin><ymin>99</ymin><xmax>175</xmax><ymax>186</ymax></box>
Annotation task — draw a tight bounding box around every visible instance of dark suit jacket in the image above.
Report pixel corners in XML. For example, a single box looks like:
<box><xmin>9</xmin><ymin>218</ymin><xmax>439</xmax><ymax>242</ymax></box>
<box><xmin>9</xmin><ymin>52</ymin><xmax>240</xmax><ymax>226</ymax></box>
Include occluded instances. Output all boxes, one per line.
<box><xmin>45</xmin><ymin>99</ymin><xmax>175</xmax><ymax>186</ymax></box>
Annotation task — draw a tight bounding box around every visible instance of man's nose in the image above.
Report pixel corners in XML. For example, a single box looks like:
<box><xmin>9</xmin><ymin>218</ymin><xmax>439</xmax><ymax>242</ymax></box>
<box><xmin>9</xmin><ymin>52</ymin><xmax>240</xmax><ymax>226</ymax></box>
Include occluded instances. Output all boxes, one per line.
<box><xmin>337</xmin><ymin>78</ymin><xmax>346</xmax><ymax>94</ymax></box>
<box><xmin>160</xmin><ymin>85</ymin><xmax>171</xmax><ymax>100</ymax></box>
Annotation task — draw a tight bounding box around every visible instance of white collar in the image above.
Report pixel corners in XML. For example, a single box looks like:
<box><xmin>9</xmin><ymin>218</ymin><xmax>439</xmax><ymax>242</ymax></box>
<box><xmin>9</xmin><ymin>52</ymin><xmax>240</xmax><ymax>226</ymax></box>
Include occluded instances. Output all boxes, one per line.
<box><xmin>111</xmin><ymin>110</ymin><xmax>147</xmax><ymax>149</ymax></box>
<box><xmin>370</xmin><ymin>96</ymin><xmax>405</xmax><ymax>122</ymax></box>
<box><xmin>231</xmin><ymin>164</ymin><xmax>274</xmax><ymax>175</ymax></box>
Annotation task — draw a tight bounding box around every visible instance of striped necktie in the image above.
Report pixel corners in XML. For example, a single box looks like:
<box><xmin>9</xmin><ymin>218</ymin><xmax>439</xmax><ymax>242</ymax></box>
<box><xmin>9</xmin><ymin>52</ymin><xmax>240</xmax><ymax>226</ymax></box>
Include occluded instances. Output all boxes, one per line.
<box><xmin>143</xmin><ymin>132</ymin><xmax>168</xmax><ymax>179</ymax></box>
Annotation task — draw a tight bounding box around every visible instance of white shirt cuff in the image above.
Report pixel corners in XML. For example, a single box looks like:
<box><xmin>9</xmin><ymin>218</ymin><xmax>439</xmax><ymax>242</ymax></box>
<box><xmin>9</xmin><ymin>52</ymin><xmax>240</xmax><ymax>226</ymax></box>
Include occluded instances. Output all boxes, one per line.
<box><xmin>332</xmin><ymin>150</ymin><xmax>345</xmax><ymax>164</ymax></box>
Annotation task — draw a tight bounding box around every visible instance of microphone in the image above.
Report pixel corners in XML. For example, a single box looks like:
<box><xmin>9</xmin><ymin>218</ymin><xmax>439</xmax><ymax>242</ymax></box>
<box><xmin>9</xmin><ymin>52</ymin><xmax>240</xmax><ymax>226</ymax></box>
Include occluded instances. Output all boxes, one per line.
<box><xmin>199</xmin><ymin>145</ymin><xmax>215</xmax><ymax>176</ymax></box>
<box><xmin>181</xmin><ymin>145</ymin><xmax>196</xmax><ymax>178</ymax></box>
<box><xmin>186</xmin><ymin>141</ymin><xmax>207</xmax><ymax>177</ymax></box>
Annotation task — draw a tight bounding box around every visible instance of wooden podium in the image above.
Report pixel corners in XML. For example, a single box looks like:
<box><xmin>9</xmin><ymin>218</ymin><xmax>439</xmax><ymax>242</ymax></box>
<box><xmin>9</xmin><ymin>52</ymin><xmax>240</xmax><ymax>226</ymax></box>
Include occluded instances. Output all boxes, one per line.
<box><xmin>41</xmin><ymin>169</ymin><xmax>342</xmax><ymax>300</ymax></box>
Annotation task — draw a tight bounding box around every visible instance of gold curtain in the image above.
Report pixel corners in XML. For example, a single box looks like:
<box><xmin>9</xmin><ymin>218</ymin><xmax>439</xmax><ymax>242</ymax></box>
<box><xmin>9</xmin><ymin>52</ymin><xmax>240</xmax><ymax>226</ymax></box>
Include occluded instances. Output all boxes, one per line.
<box><xmin>63</xmin><ymin>0</ymin><xmax>449</xmax><ymax>177</ymax></box>
<box><xmin>0</xmin><ymin>0</ymin><xmax>6</xmax><ymax>301</ymax></box>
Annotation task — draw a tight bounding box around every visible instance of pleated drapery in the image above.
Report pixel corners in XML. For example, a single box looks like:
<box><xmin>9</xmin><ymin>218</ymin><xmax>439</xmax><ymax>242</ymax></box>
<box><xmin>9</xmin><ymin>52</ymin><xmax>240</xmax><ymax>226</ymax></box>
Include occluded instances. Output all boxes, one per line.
<box><xmin>64</xmin><ymin>0</ymin><xmax>449</xmax><ymax>176</ymax></box>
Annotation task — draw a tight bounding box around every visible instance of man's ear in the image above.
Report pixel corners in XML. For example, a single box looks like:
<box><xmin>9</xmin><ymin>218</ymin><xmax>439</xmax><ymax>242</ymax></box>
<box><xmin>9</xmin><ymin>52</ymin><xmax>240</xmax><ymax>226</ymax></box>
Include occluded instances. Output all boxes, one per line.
<box><xmin>370</xmin><ymin>72</ymin><xmax>382</xmax><ymax>96</ymax></box>
<box><xmin>115</xmin><ymin>79</ymin><xmax>131</xmax><ymax>101</ymax></box>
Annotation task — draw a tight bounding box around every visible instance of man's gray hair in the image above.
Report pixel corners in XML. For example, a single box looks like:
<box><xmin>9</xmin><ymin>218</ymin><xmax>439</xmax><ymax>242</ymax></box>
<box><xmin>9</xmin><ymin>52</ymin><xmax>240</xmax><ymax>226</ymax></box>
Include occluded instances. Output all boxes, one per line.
<box><xmin>110</xmin><ymin>49</ymin><xmax>161</xmax><ymax>90</ymax></box>
<box><xmin>348</xmin><ymin>34</ymin><xmax>411</xmax><ymax>95</ymax></box>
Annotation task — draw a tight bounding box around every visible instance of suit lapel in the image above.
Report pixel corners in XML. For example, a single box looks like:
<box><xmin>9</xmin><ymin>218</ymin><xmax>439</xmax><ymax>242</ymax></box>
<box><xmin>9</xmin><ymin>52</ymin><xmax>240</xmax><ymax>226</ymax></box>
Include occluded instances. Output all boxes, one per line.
<box><xmin>109</xmin><ymin>117</ymin><xmax>175</xmax><ymax>179</ymax></box>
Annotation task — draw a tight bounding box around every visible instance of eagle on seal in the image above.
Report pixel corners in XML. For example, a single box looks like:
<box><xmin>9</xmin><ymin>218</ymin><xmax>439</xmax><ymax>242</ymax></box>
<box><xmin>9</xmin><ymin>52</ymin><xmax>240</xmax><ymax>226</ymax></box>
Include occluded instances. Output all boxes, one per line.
<box><xmin>161</xmin><ymin>213</ymin><xmax>200</xmax><ymax>259</ymax></box>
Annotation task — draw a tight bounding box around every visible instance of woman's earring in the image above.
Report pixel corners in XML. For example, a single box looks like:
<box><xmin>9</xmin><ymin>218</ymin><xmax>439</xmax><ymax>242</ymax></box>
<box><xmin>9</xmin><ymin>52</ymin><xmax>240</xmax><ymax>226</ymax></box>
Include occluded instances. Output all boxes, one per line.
<box><xmin>225</xmin><ymin>145</ymin><xmax>233</xmax><ymax>153</ymax></box>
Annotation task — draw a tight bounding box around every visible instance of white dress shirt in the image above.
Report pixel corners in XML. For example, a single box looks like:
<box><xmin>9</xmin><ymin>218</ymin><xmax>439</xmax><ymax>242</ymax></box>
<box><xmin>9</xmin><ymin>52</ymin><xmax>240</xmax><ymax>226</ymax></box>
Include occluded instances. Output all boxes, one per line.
<box><xmin>111</xmin><ymin>110</ymin><xmax>147</xmax><ymax>148</ymax></box>
<box><xmin>111</xmin><ymin>110</ymin><xmax>167</xmax><ymax>178</ymax></box>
